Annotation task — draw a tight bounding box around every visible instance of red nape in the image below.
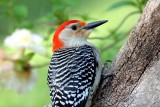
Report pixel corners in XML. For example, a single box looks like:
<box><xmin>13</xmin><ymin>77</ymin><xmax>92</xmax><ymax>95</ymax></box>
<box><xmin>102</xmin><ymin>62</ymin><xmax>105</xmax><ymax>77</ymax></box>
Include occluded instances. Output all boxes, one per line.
<box><xmin>52</xmin><ymin>20</ymin><xmax>86</xmax><ymax>52</ymax></box>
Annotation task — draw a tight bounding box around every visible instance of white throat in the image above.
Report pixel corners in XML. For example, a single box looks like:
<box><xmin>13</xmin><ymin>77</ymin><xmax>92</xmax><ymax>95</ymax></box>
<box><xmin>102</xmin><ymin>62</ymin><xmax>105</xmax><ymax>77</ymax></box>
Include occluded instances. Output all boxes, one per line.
<box><xmin>62</xmin><ymin>36</ymin><xmax>91</xmax><ymax>48</ymax></box>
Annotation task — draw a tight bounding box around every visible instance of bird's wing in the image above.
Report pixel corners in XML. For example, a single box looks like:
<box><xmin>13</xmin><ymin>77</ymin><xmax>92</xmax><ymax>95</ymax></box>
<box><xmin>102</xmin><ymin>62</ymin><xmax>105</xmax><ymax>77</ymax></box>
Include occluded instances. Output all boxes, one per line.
<box><xmin>48</xmin><ymin>45</ymin><xmax>98</xmax><ymax>107</ymax></box>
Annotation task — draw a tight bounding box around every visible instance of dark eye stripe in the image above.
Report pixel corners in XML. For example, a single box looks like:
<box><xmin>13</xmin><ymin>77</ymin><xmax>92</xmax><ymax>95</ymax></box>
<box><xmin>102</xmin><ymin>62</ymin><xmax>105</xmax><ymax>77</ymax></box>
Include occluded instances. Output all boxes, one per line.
<box><xmin>71</xmin><ymin>25</ymin><xmax>77</xmax><ymax>30</ymax></box>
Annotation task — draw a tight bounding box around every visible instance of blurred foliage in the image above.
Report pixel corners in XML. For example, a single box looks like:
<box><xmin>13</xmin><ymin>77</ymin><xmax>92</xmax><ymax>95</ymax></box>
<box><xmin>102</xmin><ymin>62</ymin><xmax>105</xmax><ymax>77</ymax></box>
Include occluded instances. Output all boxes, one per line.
<box><xmin>0</xmin><ymin>0</ymin><xmax>147</xmax><ymax>107</ymax></box>
<box><xmin>107</xmin><ymin>0</ymin><xmax>147</xmax><ymax>12</ymax></box>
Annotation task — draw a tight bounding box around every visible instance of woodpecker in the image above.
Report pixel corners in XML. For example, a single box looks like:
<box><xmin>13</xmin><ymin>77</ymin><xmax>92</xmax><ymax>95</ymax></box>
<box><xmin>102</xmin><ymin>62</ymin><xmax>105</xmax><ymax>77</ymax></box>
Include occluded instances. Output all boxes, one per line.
<box><xmin>48</xmin><ymin>20</ymin><xmax>107</xmax><ymax>107</ymax></box>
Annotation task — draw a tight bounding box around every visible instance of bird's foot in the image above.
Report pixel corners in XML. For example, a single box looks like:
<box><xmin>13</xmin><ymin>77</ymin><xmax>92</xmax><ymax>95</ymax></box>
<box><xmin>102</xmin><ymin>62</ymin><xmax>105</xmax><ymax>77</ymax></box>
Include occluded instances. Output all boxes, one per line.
<box><xmin>102</xmin><ymin>60</ymin><xmax>114</xmax><ymax>79</ymax></box>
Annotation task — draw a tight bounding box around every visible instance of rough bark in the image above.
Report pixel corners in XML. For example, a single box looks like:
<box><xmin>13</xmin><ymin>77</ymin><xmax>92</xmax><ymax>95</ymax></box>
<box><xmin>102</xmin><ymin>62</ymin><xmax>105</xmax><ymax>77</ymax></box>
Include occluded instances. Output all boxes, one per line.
<box><xmin>92</xmin><ymin>0</ymin><xmax>160</xmax><ymax>107</ymax></box>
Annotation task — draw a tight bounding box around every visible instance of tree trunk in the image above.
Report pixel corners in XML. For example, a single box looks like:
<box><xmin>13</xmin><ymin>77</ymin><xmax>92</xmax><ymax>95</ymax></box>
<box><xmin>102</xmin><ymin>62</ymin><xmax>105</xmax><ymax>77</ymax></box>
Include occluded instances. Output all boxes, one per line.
<box><xmin>92</xmin><ymin>0</ymin><xmax>160</xmax><ymax>107</ymax></box>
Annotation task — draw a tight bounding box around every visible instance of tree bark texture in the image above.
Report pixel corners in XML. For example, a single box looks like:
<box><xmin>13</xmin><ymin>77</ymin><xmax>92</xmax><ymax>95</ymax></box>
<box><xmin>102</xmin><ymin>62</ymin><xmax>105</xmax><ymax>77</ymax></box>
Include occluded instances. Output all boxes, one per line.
<box><xmin>92</xmin><ymin>0</ymin><xmax>160</xmax><ymax>107</ymax></box>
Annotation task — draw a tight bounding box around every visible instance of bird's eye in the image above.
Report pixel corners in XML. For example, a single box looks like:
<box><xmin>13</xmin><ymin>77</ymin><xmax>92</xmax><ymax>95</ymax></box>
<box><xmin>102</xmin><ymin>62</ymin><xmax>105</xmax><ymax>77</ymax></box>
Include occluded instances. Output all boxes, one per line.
<box><xmin>71</xmin><ymin>25</ymin><xmax>77</xmax><ymax>30</ymax></box>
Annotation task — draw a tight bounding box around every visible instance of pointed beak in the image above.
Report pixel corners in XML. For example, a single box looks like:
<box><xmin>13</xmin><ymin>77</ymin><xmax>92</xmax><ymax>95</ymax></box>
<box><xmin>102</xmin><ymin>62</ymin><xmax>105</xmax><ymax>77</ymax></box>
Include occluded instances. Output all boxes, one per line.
<box><xmin>83</xmin><ymin>20</ymin><xmax>108</xmax><ymax>30</ymax></box>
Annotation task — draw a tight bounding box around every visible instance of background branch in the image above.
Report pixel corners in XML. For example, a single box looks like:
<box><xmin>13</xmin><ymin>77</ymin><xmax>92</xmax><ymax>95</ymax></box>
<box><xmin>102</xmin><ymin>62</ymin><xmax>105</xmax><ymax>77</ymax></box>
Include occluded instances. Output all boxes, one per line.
<box><xmin>89</xmin><ymin>11</ymin><xmax>140</xmax><ymax>40</ymax></box>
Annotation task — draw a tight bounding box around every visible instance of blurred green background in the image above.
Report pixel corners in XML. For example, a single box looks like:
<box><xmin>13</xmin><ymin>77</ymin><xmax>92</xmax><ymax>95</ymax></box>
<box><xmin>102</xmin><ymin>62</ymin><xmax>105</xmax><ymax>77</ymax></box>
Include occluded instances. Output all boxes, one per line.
<box><xmin>0</xmin><ymin>0</ymin><xmax>146</xmax><ymax>107</ymax></box>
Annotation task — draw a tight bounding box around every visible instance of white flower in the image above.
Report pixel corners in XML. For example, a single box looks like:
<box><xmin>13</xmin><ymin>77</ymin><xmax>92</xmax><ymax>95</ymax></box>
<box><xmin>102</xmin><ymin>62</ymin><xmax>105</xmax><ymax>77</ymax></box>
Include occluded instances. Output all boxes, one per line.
<box><xmin>0</xmin><ymin>50</ymin><xmax>37</xmax><ymax>94</ymax></box>
<box><xmin>4</xmin><ymin>29</ymin><xmax>45</xmax><ymax>53</ymax></box>
<box><xmin>5</xmin><ymin>70</ymin><xmax>37</xmax><ymax>94</ymax></box>
<box><xmin>0</xmin><ymin>60</ymin><xmax>37</xmax><ymax>94</ymax></box>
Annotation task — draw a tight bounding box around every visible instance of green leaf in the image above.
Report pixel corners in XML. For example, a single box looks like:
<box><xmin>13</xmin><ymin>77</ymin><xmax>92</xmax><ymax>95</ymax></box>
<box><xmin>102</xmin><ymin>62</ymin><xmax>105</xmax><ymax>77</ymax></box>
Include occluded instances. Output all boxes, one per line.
<box><xmin>107</xmin><ymin>0</ymin><xmax>137</xmax><ymax>11</ymax></box>
<box><xmin>0</xmin><ymin>0</ymin><xmax>6</xmax><ymax>5</ymax></box>
<box><xmin>15</xmin><ymin>59</ymin><xmax>25</xmax><ymax>65</ymax></box>
<box><xmin>24</xmin><ymin>52</ymin><xmax>35</xmax><ymax>61</ymax></box>
<box><xmin>20</xmin><ymin>20</ymin><xmax>33</xmax><ymax>29</ymax></box>
<box><xmin>141</xmin><ymin>0</ymin><xmax>147</xmax><ymax>5</ymax></box>
<box><xmin>13</xmin><ymin>5</ymin><xmax>28</xmax><ymax>18</ymax></box>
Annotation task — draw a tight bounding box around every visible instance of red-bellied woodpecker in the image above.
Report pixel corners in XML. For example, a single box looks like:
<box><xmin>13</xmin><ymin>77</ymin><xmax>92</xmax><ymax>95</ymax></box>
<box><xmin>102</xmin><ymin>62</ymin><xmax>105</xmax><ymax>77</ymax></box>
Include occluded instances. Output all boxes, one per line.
<box><xmin>48</xmin><ymin>20</ymin><xmax>108</xmax><ymax>107</ymax></box>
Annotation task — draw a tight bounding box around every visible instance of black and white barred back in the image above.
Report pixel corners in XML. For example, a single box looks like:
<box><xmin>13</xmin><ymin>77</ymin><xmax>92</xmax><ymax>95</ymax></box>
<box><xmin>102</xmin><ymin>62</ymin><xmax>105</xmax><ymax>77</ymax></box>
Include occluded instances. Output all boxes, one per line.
<box><xmin>48</xmin><ymin>45</ymin><xmax>99</xmax><ymax>107</ymax></box>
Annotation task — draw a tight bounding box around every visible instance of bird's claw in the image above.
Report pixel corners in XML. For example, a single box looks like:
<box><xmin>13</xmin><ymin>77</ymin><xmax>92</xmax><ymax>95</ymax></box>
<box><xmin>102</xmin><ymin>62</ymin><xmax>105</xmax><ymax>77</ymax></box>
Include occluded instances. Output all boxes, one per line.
<box><xmin>102</xmin><ymin>60</ymin><xmax>114</xmax><ymax>79</ymax></box>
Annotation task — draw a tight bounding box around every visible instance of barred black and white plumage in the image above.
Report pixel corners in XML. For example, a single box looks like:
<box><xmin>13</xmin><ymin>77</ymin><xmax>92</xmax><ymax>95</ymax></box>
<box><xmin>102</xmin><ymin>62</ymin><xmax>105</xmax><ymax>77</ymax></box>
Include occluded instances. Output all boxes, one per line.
<box><xmin>47</xmin><ymin>45</ymin><xmax>101</xmax><ymax>107</ymax></box>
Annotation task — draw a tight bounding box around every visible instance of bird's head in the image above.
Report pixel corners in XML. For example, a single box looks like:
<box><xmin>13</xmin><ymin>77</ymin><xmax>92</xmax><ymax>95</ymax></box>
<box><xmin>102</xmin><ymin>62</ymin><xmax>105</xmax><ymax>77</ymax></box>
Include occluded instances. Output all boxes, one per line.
<box><xmin>52</xmin><ymin>20</ymin><xmax>108</xmax><ymax>51</ymax></box>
